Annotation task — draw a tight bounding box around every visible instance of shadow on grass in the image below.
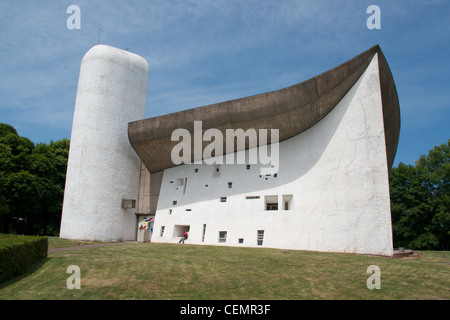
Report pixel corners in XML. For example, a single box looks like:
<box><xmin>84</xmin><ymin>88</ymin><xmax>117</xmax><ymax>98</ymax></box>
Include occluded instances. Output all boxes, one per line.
<box><xmin>0</xmin><ymin>258</ymin><xmax>50</xmax><ymax>289</ymax></box>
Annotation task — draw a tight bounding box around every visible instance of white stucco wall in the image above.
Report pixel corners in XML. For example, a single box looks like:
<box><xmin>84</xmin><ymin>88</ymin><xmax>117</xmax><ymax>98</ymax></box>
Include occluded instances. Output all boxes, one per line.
<box><xmin>60</xmin><ymin>45</ymin><xmax>148</xmax><ymax>241</ymax></box>
<box><xmin>151</xmin><ymin>54</ymin><xmax>393</xmax><ymax>256</ymax></box>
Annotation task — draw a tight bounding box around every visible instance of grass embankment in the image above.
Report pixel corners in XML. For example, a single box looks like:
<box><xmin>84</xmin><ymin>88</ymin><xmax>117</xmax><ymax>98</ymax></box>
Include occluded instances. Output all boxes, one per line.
<box><xmin>0</xmin><ymin>241</ymin><xmax>449</xmax><ymax>300</ymax></box>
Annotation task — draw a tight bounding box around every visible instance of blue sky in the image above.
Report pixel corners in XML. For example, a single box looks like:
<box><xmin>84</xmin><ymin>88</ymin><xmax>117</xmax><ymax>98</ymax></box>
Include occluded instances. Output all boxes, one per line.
<box><xmin>0</xmin><ymin>0</ymin><xmax>449</xmax><ymax>166</ymax></box>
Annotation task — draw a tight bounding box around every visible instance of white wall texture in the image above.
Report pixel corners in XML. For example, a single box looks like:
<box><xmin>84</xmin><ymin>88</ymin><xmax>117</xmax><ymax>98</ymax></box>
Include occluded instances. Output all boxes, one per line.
<box><xmin>152</xmin><ymin>54</ymin><xmax>393</xmax><ymax>256</ymax></box>
<box><xmin>60</xmin><ymin>45</ymin><xmax>148</xmax><ymax>242</ymax></box>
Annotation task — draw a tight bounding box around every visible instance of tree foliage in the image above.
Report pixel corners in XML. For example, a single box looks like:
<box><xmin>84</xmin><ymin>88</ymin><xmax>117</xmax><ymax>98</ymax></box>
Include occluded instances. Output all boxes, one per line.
<box><xmin>390</xmin><ymin>139</ymin><xmax>450</xmax><ymax>250</ymax></box>
<box><xmin>0</xmin><ymin>123</ymin><xmax>69</xmax><ymax>235</ymax></box>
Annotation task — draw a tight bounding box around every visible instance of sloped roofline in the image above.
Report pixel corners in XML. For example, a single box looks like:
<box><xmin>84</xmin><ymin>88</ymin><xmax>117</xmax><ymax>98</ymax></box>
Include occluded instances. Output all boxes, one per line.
<box><xmin>128</xmin><ymin>45</ymin><xmax>400</xmax><ymax>173</ymax></box>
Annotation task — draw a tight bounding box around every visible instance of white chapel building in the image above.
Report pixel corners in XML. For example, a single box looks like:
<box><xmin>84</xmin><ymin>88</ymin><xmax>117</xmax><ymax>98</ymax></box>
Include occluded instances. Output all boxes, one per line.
<box><xmin>60</xmin><ymin>44</ymin><xmax>400</xmax><ymax>257</ymax></box>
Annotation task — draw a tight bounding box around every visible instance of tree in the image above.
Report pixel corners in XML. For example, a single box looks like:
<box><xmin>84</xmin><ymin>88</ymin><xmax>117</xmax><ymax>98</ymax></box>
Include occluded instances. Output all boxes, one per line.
<box><xmin>390</xmin><ymin>139</ymin><xmax>450</xmax><ymax>250</ymax></box>
<box><xmin>415</xmin><ymin>140</ymin><xmax>450</xmax><ymax>250</ymax></box>
<box><xmin>0</xmin><ymin>123</ymin><xmax>18</xmax><ymax>137</ymax></box>
<box><xmin>0</xmin><ymin>123</ymin><xmax>69</xmax><ymax>235</ymax></box>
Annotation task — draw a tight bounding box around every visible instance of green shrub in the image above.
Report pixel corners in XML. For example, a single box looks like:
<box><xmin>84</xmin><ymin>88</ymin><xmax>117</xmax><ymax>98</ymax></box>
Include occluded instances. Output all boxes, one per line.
<box><xmin>0</xmin><ymin>234</ymin><xmax>48</xmax><ymax>283</ymax></box>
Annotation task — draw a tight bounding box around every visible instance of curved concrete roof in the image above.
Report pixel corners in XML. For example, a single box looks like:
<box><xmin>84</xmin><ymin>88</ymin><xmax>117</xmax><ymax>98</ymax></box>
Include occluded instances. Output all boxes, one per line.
<box><xmin>128</xmin><ymin>45</ymin><xmax>400</xmax><ymax>173</ymax></box>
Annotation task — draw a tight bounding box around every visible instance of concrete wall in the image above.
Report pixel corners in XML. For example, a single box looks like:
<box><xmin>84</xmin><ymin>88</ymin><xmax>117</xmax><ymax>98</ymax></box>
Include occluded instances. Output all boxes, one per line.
<box><xmin>138</xmin><ymin>163</ymin><xmax>151</xmax><ymax>214</ymax></box>
<box><xmin>151</xmin><ymin>54</ymin><xmax>393</xmax><ymax>256</ymax></box>
<box><xmin>60</xmin><ymin>45</ymin><xmax>148</xmax><ymax>241</ymax></box>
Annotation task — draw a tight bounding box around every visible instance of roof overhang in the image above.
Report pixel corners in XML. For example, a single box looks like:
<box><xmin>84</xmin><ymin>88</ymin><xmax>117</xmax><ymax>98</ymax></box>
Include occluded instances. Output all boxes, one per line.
<box><xmin>128</xmin><ymin>45</ymin><xmax>400</xmax><ymax>173</ymax></box>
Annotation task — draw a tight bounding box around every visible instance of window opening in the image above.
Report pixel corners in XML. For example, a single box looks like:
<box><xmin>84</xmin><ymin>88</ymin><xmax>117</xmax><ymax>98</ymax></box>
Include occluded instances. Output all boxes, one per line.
<box><xmin>202</xmin><ymin>224</ymin><xmax>206</xmax><ymax>242</ymax></box>
<box><xmin>265</xmin><ymin>195</ymin><xmax>278</xmax><ymax>211</ymax></box>
<box><xmin>257</xmin><ymin>230</ymin><xmax>264</xmax><ymax>246</ymax></box>
<box><xmin>219</xmin><ymin>231</ymin><xmax>227</xmax><ymax>243</ymax></box>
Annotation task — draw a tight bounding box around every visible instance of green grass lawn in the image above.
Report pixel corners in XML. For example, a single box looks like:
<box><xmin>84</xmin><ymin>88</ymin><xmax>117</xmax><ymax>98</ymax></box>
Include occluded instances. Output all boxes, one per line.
<box><xmin>0</xmin><ymin>242</ymin><xmax>449</xmax><ymax>300</ymax></box>
<box><xmin>46</xmin><ymin>236</ymin><xmax>106</xmax><ymax>248</ymax></box>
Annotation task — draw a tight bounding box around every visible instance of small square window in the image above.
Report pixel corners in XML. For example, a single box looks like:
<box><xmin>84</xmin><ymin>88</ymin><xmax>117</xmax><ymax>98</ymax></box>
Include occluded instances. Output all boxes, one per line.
<box><xmin>172</xmin><ymin>200</ymin><xmax>177</xmax><ymax>205</ymax></box>
<box><xmin>219</xmin><ymin>231</ymin><xmax>227</xmax><ymax>243</ymax></box>
<box><xmin>239</xmin><ymin>238</ymin><xmax>244</xmax><ymax>244</ymax></box>
<box><xmin>265</xmin><ymin>195</ymin><xmax>278</xmax><ymax>211</ymax></box>
<box><xmin>194</xmin><ymin>168</ymin><xmax>199</xmax><ymax>173</ymax></box>
<box><xmin>246</xmin><ymin>165</ymin><xmax>251</xmax><ymax>170</ymax></box>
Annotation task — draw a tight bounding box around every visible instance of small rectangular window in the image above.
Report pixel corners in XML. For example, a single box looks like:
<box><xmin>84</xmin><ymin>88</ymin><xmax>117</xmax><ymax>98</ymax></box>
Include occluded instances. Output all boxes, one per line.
<box><xmin>282</xmin><ymin>194</ymin><xmax>293</xmax><ymax>210</ymax></box>
<box><xmin>172</xmin><ymin>200</ymin><xmax>177</xmax><ymax>205</ymax></box>
<box><xmin>246</xmin><ymin>165</ymin><xmax>251</xmax><ymax>170</ymax></box>
<box><xmin>160</xmin><ymin>226</ymin><xmax>165</xmax><ymax>237</ymax></box>
<box><xmin>228</xmin><ymin>182</ymin><xmax>232</xmax><ymax>188</ymax></box>
<box><xmin>185</xmin><ymin>208</ymin><xmax>191</xmax><ymax>212</ymax></box>
<box><xmin>265</xmin><ymin>195</ymin><xmax>278</xmax><ymax>211</ymax></box>
<box><xmin>169</xmin><ymin>209</ymin><xmax>173</xmax><ymax>215</ymax></box>
<box><xmin>220</xmin><ymin>197</ymin><xmax>227</xmax><ymax>202</ymax></box>
<box><xmin>239</xmin><ymin>238</ymin><xmax>244</xmax><ymax>244</ymax></box>
<box><xmin>219</xmin><ymin>231</ymin><xmax>227</xmax><ymax>243</ymax></box>
<box><xmin>257</xmin><ymin>230</ymin><xmax>264</xmax><ymax>246</ymax></box>
<box><xmin>246</xmin><ymin>196</ymin><xmax>260</xmax><ymax>200</ymax></box>
<box><xmin>202</xmin><ymin>224</ymin><xmax>207</xmax><ymax>242</ymax></box>
<box><xmin>194</xmin><ymin>168</ymin><xmax>199</xmax><ymax>173</ymax></box>
<box><xmin>213</xmin><ymin>165</ymin><xmax>221</xmax><ymax>177</ymax></box>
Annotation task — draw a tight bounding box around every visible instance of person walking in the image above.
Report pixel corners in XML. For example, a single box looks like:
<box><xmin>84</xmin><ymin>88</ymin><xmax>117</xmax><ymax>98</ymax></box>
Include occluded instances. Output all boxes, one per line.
<box><xmin>179</xmin><ymin>231</ymin><xmax>188</xmax><ymax>244</ymax></box>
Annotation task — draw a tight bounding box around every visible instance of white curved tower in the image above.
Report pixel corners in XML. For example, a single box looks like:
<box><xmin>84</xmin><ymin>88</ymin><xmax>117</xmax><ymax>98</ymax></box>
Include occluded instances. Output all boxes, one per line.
<box><xmin>60</xmin><ymin>45</ymin><xmax>149</xmax><ymax>241</ymax></box>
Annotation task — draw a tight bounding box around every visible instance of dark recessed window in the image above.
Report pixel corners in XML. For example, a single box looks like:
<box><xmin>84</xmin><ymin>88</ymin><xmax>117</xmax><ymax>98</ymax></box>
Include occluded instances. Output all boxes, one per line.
<box><xmin>219</xmin><ymin>231</ymin><xmax>227</xmax><ymax>243</ymax></box>
<box><xmin>257</xmin><ymin>230</ymin><xmax>264</xmax><ymax>246</ymax></box>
